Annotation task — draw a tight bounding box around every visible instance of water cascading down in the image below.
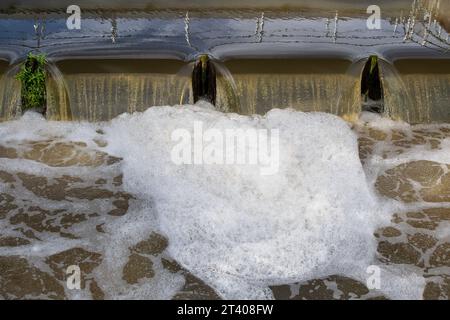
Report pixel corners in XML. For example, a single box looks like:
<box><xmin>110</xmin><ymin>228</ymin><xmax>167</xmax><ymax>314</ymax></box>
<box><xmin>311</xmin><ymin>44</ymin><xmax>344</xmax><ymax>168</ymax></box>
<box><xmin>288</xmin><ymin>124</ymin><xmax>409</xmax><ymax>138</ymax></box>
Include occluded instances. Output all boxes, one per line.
<box><xmin>46</xmin><ymin>59</ymin><xmax>191</xmax><ymax>121</ymax></box>
<box><xmin>216</xmin><ymin>58</ymin><xmax>361</xmax><ymax>118</ymax></box>
<box><xmin>0</xmin><ymin>60</ymin><xmax>22</xmax><ymax>120</ymax></box>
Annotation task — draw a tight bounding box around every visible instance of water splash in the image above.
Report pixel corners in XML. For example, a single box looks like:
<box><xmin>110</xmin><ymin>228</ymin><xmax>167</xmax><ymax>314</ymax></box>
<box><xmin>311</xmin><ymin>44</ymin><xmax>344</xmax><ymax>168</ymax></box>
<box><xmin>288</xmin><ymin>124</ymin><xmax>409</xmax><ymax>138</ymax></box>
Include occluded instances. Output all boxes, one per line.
<box><xmin>255</xmin><ymin>12</ymin><xmax>265</xmax><ymax>43</ymax></box>
<box><xmin>110</xmin><ymin>17</ymin><xmax>118</xmax><ymax>44</ymax></box>
<box><xmin>184</xmin><ymin>12</ymin><xmax>192</xmax><ymax>48</ymax></box>
<box><xmin>333</xmin><ymin>11</ymin><xmax>339</xmax><ymax>43</ymax></box>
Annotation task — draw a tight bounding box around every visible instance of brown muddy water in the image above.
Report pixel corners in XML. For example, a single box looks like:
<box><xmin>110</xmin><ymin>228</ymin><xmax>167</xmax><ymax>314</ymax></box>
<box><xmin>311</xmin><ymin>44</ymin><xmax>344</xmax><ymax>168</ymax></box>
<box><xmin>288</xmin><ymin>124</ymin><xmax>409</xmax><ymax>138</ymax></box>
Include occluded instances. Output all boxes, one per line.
<box><xmin>0</xmin><ymin>115</ymin><xmax>448</xmax><ymax>300</ymax></box>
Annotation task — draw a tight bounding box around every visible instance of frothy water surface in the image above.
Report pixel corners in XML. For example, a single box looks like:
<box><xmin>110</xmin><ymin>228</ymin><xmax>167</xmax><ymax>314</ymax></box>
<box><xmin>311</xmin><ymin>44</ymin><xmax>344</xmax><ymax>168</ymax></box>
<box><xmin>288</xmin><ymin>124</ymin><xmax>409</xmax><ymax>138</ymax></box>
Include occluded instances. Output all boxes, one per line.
<box><xmin>0</xmin><ymin>105</ymin><xmax>449</xmax><ymax>299</ymax></box>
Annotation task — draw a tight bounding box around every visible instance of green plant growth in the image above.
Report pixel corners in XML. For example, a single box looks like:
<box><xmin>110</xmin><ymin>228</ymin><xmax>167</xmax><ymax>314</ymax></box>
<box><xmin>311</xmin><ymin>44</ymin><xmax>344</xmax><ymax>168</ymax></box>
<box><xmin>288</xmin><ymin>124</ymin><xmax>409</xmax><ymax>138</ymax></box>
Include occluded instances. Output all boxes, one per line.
<box><xmin>16</xmin><ymin>53</ymin><xmax>47</xmax><ymax>113</ymax></box>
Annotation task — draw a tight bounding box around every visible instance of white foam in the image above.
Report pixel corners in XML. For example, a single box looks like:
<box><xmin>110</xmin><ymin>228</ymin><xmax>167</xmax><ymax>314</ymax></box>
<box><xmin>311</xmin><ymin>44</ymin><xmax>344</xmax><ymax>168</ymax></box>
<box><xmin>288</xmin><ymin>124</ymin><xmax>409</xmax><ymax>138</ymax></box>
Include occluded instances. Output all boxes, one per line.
<box><xmin>1</xmin><ymin>105</ymin><xmax>440</xmax><ymax>299</ymax></box>
<box><xmin>104</xmin><ymin>105</ymin><xmax>387</xmax><ymax>299</ymax></box>
<box><xmin>358</xmin><ymin>112</ymin><xmax>450</xmax><ymax>165</ymax></box>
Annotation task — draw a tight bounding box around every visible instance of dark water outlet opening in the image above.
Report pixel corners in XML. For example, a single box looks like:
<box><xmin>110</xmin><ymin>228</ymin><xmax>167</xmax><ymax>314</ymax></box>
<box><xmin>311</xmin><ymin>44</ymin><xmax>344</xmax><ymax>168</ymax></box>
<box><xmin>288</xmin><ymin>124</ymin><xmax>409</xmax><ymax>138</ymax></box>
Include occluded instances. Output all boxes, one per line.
<box><xmin>16</xmin><ymin>53</ymin><xmax>47</xmax><ymax>115</ymax></box>
<box><xmin>192</xmin><ymin>55</ymin><xmax>216</xmax><ymax>105</ymax></box>
<box><xmin>361</xmin><ymin>55</ymin><xmax>384</xmax><ymax>114</ymax></box>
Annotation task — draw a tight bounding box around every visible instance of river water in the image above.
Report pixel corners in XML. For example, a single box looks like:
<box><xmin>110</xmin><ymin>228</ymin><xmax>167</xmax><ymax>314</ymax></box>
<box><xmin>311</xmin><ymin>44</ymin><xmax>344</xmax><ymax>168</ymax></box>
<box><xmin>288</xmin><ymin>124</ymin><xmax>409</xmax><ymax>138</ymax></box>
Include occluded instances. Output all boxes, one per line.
<box><xmin>0</xmin><ymin>105</ymin><xmax>448</xmax><ymax>300</ymax></box>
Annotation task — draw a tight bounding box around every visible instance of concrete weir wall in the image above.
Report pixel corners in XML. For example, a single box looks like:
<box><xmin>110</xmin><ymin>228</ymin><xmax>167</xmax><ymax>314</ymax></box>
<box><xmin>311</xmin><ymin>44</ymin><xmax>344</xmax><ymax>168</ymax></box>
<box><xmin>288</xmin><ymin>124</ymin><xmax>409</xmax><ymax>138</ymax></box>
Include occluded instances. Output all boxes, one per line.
<box><xmin>0</xmin><ymin>1</ymin><xmax>449</xmax><ymax>123</ymax></box>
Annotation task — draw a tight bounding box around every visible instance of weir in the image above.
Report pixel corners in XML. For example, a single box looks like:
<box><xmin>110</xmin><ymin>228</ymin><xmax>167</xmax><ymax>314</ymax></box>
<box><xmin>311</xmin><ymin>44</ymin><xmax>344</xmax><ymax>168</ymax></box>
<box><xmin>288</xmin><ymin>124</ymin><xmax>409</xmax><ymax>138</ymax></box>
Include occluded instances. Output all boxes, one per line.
<box><xmin>0</xmin><ymin>0</ymin><xmax>448</xmax><ymax>123</ymax></box>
